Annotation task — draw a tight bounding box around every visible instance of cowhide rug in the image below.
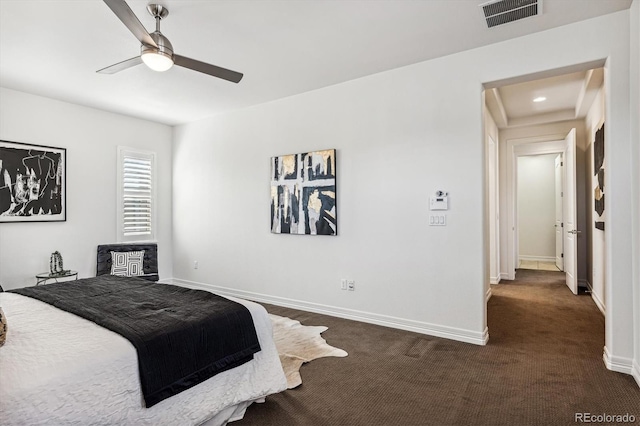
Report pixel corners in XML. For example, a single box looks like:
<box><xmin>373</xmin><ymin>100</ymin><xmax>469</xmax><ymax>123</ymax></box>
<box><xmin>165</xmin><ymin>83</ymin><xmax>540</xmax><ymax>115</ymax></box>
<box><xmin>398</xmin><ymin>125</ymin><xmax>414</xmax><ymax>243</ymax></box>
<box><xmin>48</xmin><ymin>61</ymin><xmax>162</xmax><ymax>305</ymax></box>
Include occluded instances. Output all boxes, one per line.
<box><xmin>270</xmin><ymin>314</ymin><xmax>348</xmax><ymax>389</ymax></box>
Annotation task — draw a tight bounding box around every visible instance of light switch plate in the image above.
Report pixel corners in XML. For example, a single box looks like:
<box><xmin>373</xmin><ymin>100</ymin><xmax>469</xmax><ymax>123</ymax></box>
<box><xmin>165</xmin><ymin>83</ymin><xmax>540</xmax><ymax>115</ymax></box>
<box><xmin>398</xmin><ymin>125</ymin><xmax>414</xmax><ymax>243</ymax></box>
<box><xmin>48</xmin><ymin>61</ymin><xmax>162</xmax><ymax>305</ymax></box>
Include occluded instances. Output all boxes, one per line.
<box><xmin>429</xmin><ymin>214</ymin><xmax>446</xmax><ymax>226</ymax></box>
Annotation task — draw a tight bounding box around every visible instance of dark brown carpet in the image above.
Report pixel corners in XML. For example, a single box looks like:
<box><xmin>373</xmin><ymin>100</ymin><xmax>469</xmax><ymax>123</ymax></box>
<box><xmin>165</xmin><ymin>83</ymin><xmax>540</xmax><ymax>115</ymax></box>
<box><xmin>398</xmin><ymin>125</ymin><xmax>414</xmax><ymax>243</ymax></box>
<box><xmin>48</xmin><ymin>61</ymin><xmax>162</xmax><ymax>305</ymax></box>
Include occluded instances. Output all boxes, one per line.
<box><xmin>237</xmin><ymin>270</ymin><xmax>640</xmax><ymax>425</ymax></box>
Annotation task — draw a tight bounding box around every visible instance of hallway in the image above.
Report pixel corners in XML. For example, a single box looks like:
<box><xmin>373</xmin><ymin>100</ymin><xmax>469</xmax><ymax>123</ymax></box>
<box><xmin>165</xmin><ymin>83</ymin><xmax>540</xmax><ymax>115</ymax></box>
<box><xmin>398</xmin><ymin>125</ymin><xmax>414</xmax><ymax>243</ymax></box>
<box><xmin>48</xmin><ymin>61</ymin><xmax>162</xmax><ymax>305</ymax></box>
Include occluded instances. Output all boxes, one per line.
<box><xmin>487</xmin><ymin>269</ymin><xmax>639</xmax><ymax>424</ymax></box>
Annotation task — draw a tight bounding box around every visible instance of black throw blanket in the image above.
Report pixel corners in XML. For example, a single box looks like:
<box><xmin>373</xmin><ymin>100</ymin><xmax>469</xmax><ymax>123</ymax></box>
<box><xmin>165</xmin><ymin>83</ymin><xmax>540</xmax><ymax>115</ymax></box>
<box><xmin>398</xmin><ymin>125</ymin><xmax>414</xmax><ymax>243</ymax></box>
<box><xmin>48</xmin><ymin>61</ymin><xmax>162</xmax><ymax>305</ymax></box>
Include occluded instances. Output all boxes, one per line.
<box><xmin>11</xmin><ymin>276</ymin><xmax>261</xmax><ymax>407</ymax></box>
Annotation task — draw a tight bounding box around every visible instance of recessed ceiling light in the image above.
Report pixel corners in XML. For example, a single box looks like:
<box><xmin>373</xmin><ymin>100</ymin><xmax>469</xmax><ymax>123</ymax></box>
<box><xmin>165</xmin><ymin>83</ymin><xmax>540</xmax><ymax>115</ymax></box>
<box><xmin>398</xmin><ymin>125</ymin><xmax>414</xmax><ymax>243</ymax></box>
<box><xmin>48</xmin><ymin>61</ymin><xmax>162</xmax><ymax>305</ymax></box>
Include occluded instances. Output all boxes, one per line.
<box><xmin>533</xmin><ymin>96</ymin><xmax>547</xmax><ymax>103</ymax></box>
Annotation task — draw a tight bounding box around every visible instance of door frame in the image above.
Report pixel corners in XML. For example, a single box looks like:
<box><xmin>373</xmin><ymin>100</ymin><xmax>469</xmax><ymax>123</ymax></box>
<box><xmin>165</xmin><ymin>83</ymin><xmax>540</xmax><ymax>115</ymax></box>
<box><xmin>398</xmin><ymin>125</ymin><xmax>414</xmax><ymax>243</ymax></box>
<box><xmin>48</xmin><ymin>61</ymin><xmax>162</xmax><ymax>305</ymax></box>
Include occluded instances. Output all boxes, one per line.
<box><xmin>487</xmin><ymin>134</ymin><xmax>500</xmax><ymax>285</ymax></box>
<box><xmin>505</xmin><ymin>135</ymin><xmax>569</xmax><ymax>280</ymax></box>
<box><xmin>554</xmin><ymin>153</ymin><xmax>564</xmax><ymax>271</ymax></box>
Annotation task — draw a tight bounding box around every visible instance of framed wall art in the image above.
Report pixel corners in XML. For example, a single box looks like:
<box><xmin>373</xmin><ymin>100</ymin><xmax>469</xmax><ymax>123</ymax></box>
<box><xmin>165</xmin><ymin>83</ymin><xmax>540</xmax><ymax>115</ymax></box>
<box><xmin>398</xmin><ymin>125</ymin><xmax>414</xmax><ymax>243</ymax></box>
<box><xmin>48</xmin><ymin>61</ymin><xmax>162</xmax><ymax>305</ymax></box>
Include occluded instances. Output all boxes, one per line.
<box><xmin>0</xmin><ymin>140</ymin><xmax>66</xmax><ymax>222</ymax></box>
<box><xmin>270</xmin><ymin>149</ymin><xmax>336</xmax><ymax>235</ymax></box>
<box><xmin>593</xmin><ymin>123</ymin><xmax>604</xmax><ymax>231</ymax></box>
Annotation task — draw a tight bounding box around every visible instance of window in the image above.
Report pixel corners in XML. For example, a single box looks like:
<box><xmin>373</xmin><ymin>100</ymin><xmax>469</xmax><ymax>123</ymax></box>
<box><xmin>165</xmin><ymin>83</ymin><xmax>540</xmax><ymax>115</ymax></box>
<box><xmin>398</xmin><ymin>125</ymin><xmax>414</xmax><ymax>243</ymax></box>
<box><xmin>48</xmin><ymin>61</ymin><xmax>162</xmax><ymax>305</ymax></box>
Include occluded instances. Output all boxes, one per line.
<box><xmin>117</xmin><ymin>147</ymin><xmax>156</xmax><ymax>242</ymax></box>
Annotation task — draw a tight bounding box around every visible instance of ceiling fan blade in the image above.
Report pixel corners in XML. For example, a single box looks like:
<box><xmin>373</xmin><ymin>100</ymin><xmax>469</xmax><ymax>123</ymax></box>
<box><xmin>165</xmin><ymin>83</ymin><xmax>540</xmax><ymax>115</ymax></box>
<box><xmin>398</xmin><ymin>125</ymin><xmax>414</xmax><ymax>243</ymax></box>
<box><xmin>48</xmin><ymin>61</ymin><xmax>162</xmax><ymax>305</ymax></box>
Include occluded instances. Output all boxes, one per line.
<box><xmin>97</xmin><ymin>56</ymin><xmax>143</xmax><ymax>74</ymax></box>
<box><xmin>174</xmin><ymin>55</ymin><xmax>243</xmax><ymax>83</ymax></box>
<box><xmin>103</xmin><ymin>0</ymin><xmax>157</xmax><ymax>48</ymax></box>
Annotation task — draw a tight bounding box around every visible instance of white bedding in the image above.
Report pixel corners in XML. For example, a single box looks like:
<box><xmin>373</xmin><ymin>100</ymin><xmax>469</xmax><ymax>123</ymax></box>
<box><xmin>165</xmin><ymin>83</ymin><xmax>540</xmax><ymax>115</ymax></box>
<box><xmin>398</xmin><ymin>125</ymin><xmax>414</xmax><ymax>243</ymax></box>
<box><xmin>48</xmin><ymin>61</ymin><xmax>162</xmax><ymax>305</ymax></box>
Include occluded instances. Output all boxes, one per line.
<box><xmin>0</xmin><ymin>291</ymin><xmax>287</xmax><ymax>425</ymax></box>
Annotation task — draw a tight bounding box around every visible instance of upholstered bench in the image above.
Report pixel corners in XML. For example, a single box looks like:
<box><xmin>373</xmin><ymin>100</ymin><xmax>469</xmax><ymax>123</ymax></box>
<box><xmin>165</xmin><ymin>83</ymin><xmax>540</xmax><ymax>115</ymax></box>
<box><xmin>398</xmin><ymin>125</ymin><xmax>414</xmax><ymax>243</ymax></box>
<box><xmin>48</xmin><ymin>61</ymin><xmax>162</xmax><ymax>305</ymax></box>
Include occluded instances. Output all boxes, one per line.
<box><xmin>96</xmin><ymin>243</ymin><xmax>159</xmax><ymax>282</ymax></box>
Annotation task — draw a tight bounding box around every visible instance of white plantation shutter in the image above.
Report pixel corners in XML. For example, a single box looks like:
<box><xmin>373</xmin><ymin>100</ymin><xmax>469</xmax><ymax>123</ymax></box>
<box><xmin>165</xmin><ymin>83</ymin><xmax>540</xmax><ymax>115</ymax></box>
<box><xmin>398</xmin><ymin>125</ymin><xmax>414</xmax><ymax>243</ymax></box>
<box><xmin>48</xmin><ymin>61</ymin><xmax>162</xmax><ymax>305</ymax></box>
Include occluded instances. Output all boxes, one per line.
<box><xmin>118</xmin><ymin>148</ymin><xmax>156</xmax><ymax>241</ymax></box>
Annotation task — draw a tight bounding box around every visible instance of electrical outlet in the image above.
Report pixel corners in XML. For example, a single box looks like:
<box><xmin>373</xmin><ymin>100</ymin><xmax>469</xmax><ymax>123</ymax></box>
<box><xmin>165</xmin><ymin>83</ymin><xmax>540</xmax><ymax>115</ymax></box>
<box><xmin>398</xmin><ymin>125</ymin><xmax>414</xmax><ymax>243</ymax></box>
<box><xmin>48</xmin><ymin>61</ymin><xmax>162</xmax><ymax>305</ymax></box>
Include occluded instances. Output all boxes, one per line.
<box><xmin>194</xmin><ymin>261</ymin><xmax>198</xmax><ymax>269</ymax></box>
<box><xmin>341</xmin><ymin>279</ymin><xmax>347</xmax><ymax>290</ymax></box>
<box><xmin>347</xmin><ymin>280</ymin><xmax>355</xmax><ymax>291</ymax></box>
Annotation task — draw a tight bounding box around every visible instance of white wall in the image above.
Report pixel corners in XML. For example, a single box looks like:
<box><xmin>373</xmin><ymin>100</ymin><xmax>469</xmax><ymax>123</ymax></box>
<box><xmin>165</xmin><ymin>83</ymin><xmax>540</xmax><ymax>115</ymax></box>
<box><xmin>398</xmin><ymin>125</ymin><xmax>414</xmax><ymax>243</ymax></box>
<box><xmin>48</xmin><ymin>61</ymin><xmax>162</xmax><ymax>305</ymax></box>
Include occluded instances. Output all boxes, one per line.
<box><xmin>0</xmin><ymin>88</ymin><xmax>173</xmax><ymax>290</ymax></box>
<box><xmin>629</xmin><ymin>0</ymin><xmax>640</xmax><ymax>387</ymax></box>
<box><xmin>173</xmin><ymin>61</ymin><xmax>489</xmax><ymax>345</ymax></box>
<box><xmin>172</xmin><ymin>10</ymin><xmax>634</xmax><ymax>355</ymax></box>
<box><xmin>601</xmin><ymin>9</ymin><xmax>635</xmax><ymax>374</ymax></box>
<box><xmin>585</xmin><ymin>87</ymin><xmax>606</xmax><ymax>314</ymax></box>
<box><xmin>499</xmin><ymin>120</ymin><xmax>588</xmax><ymax>281</ymax></box>
<box><xmin>517</xmin><ymin>154</ymin><xmax>557</xmax><ymax>261</ymax></box>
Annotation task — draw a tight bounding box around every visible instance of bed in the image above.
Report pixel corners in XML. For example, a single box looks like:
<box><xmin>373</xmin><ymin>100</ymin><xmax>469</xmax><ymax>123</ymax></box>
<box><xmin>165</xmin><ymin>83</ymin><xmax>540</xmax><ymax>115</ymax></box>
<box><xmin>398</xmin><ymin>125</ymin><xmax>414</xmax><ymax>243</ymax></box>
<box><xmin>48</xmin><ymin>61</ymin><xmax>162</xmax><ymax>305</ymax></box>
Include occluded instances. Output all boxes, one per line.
<box><xmin>0</xmin><ymin>245</ymin><xmax>287</xmax><ymax>425</ymax></box>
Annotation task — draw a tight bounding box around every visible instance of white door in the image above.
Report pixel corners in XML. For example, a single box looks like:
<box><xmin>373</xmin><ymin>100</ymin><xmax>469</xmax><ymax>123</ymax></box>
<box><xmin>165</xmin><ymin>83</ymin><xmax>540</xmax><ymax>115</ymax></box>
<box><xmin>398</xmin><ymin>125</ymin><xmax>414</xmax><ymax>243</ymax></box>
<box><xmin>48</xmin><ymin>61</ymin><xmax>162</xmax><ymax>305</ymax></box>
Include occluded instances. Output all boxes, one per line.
<box><xmin>554</xmin><ymin>154</ymin><xmax>564</xmax><ymax>271</ymax></box>
<box><xmin>563</xmin><ymin>129</ymin><xmax>578</xmax><ymax>294</ymax></box>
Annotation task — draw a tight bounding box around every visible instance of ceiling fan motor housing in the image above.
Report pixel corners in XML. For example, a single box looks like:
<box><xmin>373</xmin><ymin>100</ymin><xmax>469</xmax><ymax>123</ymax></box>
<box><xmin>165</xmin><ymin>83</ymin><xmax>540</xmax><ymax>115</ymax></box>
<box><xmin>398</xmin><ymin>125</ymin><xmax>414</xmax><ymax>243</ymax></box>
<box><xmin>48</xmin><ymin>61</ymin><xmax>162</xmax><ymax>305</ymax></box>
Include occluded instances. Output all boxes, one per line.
<box><xmin>141</xmin><ymin>31</ymin><xmax>174</xmax><ymax>60</ymax></box>
<box><xmin>141</xmin><ymin>5</ymin><xmax>173</xmax><ymax>68</ymax></box>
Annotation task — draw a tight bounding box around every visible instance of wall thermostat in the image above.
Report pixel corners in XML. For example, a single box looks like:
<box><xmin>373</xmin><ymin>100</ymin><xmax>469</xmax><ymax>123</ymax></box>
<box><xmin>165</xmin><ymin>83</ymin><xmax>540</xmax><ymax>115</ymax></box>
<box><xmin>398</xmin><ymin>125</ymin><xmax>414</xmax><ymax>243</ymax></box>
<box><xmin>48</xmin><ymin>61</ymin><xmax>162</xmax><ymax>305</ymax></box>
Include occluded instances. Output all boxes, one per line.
<box><xmin>430</xmin><ymin>190</ymin><xmax>449</xmax><ymax>210</ymax></box>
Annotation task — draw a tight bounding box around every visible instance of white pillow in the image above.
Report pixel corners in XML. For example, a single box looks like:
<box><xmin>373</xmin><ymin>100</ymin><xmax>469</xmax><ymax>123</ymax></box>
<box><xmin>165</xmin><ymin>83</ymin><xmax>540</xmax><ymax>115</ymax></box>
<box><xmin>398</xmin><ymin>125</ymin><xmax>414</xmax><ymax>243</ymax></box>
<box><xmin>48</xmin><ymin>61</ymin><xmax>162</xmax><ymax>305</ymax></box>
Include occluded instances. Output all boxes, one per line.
<box><xmin>110</xmin><ymin>251</ymin><xmax>145</xmax><ymax>277</ymax></box>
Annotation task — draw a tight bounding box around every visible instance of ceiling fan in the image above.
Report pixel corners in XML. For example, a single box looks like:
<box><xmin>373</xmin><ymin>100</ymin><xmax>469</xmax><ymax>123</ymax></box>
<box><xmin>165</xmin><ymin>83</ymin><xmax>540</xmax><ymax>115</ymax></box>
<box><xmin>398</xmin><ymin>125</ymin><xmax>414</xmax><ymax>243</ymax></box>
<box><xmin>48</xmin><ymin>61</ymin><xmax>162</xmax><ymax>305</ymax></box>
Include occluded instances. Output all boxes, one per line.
<box><xmin>97</xmin><ymin>0</ymin><xmax>243</xmax><ymax>83</ymax></box>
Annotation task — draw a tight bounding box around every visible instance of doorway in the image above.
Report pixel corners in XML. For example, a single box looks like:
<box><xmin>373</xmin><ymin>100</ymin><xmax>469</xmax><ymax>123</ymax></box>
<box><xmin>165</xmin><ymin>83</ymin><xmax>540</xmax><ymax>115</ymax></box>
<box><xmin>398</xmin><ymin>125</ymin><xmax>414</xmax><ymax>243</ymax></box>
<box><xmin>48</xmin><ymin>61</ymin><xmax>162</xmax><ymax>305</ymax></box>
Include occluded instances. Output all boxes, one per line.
<box><xmin>482</xmin><ymin>62</ymin><xmax>615</xmax><ymax>369</ymax></box>
<box><xmin>484</xmin><ymin>65</ymin><xmax>603</xmax><ymax>296</ymax></box>
<box><xmin>516</xmin><ymin>153</ymin><xmax>562</xmax><ymax>272</ymax></box>
<box><xmin>507</xmin><ymin>129</ymin><xmax>578</xmax><ymax>295</ymax></box>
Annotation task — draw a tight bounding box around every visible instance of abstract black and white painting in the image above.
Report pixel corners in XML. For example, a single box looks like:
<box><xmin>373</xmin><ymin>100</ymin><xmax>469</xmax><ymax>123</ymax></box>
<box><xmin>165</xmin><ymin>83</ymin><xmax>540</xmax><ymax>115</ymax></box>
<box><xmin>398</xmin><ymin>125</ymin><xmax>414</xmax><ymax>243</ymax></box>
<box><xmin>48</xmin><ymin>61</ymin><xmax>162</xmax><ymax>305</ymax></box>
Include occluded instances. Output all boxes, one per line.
<box><xmin>270</xmin><ymin>149</ymin><xmax>336</xmax><ymax>235</ymax></box>
<box><xmin>593</xmin><ymin>123</ymin><xmax>605</xmax><ymax>231</ymax></box>
<box><xmin>0</xmin><ymin>140</ymin><xmax>66</xmax><ymax>222</ymax></box>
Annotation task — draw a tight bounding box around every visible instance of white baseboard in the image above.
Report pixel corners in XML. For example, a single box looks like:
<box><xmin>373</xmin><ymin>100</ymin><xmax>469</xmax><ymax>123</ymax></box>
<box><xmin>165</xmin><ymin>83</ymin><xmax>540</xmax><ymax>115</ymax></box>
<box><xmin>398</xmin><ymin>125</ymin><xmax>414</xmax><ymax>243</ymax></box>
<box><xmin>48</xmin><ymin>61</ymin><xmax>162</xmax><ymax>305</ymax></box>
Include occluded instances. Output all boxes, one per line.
<box><xmin>490</xmin><ymin>276</ymin><xmax>501</xmax><ymax>285</ymax></box>
<box><xmin>584</xmin><ymin>280</ymin><xmax>606</xmax><ymax>316</ymax></box>
<box><xmin>633</xmin><ymin>360</ymin><xmax>640</xmax><ymax>388</ymax></box>
<box><xmin>603</xmin><ymin>346</ymin><xmax>634</xmax><ymax>375</ymax></box>
<box><xmin>518</xmin><ymin>255</ymin><xmax>555</xmax><ymax>262</ymax></box>
<box><xmin>485</xmin><ymin>287</ymin><xmax>493</xmax><ymax>302</ymax></box>
<box><xmin>168</xmin><ymin>278</ymin><xmax>489</xmax><ymax>346</ymax></box>
<box><xmin>500</xmin><ymin>271</ymin><xmax>514</xmax><ymax>281</ymax></box>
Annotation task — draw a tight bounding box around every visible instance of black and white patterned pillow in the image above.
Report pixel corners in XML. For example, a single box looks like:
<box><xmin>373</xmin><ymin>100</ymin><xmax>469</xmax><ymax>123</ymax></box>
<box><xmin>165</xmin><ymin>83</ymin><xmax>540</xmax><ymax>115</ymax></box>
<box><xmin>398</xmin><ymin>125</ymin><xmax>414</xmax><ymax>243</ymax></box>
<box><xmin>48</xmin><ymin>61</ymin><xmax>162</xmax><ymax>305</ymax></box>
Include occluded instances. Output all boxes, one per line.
<box><xmin>110</xmin><ymin>251</ymin><xmax>145</xmax><ymax>277</ymax></box>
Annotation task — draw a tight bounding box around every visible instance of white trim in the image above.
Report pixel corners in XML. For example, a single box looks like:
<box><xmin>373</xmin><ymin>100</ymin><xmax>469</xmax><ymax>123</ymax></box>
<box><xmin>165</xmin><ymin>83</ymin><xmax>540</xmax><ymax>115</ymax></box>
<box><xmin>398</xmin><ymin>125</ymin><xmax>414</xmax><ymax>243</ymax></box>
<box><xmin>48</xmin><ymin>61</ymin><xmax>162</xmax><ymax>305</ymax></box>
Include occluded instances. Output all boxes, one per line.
<box><xmin>489</xmin><ymin>88</ymin><xmax>508</xmax><ymax>127</ymax></box>
<box><xmin>632</xmin><ymin>360</ymin><xmax>640</xmax><ymax>388</ymax></box>
<box><xmin>168</xmin><ymin>278</ymin><xmax>489</xmax><ymax>346</ymax></box>
<box><xmin>486</xmin><ymin>130</ymin><xmax>501</xmax><ymax>288</ymax></box>
<box><xmin>490</xmin><ymin>276</ymin><xmax>501</xmax><ymax>284</ymax></box>
<box><xmin>499</xmin><ymin>272</ymin><xmax>509</xmax><ymax>281</ymax></box>
<box><xmin>486</xmin><ymin>286</ymin><xmax>493</xmax><ymax>302</ymax></box>
<box><xmin>591</xmin><ymin>290</ymin><xmax>606</xmax><ymax>316</ymax></box>
<box><xmin>518</xmin><ymin>255</ymin><xmax>555</xmax><ymax>262</ymax></box>
<box><xmin>603</xmin><ymin>346</ymin><xmax>634</xmax><ymax>375</ymax></box>
<box><xmin>584</xmin><ymin>280</ymin><xmax>606</xmax><ymax>315</ymax></box>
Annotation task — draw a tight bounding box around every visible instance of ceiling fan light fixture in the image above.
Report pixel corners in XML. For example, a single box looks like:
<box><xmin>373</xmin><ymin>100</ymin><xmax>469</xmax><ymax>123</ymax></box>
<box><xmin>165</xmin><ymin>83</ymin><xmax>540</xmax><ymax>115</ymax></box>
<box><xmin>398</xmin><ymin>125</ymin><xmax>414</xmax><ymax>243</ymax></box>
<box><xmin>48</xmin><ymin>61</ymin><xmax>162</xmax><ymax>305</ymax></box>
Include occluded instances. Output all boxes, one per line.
<box><xmin>141</xmin><ymin>30</ymin><xmax>174</xmax><ymax>72</ymax></box>
<box><xmin>141</xmin><ymin>50</ymin><xmax>174</xmax><ymax>72</ymax></box>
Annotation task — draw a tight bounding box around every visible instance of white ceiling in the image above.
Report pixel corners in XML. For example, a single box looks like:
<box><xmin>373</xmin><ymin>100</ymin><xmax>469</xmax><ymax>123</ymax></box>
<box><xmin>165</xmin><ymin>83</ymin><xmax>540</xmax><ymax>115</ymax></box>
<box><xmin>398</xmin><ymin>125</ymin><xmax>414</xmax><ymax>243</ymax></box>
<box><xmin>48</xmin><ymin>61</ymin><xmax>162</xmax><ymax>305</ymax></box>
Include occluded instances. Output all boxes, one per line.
<box><xmin>485</xmin><ymin>67</ymin><xmax>605</xmax><ymax>128</ymax></box>
<box><xmin>0</xmin><ymin>0</ymin><xmax>631</xmax><ymax>126</ymax></box>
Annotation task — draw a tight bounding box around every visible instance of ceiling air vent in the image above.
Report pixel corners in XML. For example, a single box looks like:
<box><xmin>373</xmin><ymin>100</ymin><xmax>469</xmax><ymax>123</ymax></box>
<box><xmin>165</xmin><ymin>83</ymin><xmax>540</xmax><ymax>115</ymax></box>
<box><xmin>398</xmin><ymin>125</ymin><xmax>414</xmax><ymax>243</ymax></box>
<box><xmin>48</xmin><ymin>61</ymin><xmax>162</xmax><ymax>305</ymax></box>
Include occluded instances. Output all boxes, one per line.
<box><xmin>480</xmin><ymin>0</ymin><xmax>542</xmax><ymax>28</ymax></box>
